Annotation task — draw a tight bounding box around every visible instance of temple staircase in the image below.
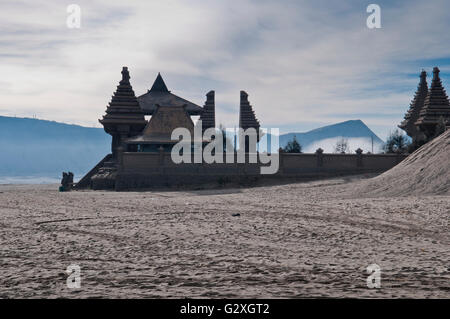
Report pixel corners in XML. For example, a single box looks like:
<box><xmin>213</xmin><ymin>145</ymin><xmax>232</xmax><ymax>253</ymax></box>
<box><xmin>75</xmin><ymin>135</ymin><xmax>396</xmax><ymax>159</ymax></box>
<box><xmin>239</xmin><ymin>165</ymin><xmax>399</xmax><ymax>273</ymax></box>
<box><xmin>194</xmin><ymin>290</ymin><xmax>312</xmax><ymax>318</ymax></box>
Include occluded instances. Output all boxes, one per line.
<box><xmin>74</xmin><ymin>153</ymin><xmax>113</xmax><ymax>189</ymax></box>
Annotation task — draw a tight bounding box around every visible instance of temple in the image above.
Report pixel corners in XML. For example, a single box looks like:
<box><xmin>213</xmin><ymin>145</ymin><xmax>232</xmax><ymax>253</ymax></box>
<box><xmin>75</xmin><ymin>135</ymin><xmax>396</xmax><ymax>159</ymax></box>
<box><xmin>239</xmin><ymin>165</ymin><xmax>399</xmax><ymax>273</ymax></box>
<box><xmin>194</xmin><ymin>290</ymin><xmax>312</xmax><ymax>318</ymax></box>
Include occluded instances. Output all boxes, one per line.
<box><xmin>75</xmin><ymin>66</ymin><xmax>410</xmax><ymax>191</ymax></box>
<box><xmin>100</xmin><ymin>68</ymin><xmax>260</xmax><ymax>156</ymax></box>
<box><xmin>414</xmin><ymin>67</ymin><xmax>450</xmax><ymax>138</ymax></box>
<box><xmin>75</xmin><ymin>66</ymin><xmax>263</xmax><ymax>189</ymax></box>
<box><xmin>98</xmin><ymin>67</ymin><xmax>259</xmax><ymax>157</ymax></box>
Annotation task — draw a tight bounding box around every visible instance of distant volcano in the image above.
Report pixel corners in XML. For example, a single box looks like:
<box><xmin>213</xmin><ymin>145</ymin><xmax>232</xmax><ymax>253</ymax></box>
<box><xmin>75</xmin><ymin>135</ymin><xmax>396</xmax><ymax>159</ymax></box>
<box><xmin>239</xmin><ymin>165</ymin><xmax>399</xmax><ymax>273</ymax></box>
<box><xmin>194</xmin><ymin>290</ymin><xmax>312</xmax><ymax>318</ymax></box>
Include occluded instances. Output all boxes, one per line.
<box><xmin>264</xmin><ymin>120</ymin><xmax>384</xmax><ymax>153</ymax></box>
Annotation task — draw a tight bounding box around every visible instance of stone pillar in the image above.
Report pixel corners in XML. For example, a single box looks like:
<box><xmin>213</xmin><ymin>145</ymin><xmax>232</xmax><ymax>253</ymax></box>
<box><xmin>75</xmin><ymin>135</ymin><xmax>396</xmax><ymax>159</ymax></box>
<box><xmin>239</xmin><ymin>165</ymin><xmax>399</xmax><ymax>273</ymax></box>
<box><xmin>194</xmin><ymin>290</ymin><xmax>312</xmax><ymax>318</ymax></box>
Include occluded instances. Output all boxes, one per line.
<box><xmin>316</xmin><ymin>148</ymin><xmax>324</xmax><ymax>167</ymax></box>
<box><xmin>200</xmin><ymin>90</ymin><xmax>216</xmax><ymax>133</ymax></box>
<box><xmin>356</xmin><ymin>148</ymin><xmax>363</xmax><ymax>167</ymax></box>
<box><xmin>239</xmin><ymin>90</ymin><xmax>261</xmax><ymax>151</ymax></box>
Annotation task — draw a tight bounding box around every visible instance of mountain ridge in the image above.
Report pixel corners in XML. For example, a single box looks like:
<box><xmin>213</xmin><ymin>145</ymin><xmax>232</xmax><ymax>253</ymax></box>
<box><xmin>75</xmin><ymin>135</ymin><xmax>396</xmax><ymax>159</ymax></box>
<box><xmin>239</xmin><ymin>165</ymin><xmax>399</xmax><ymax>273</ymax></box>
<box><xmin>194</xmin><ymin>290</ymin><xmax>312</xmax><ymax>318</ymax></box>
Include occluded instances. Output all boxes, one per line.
<box><xmin>278</xmin><ymin>120</ymin><xmax>384</xmax><ymax>153</ymax></box>
<box><xmin>0</xmin><ymin>116</ymin><xmax>110</xmax><ymax>178</ymax></box>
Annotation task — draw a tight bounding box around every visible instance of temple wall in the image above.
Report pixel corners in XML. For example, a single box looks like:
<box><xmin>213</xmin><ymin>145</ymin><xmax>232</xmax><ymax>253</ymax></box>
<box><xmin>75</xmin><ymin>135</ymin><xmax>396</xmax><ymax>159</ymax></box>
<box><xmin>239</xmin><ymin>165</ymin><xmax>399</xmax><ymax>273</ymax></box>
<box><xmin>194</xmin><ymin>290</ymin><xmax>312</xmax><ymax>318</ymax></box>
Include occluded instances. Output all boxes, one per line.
<box><xmin>361</xmin><ymin>154</ymin><xmax>405</xmax><ymax>169</ymax></box>
<box><xmin>282</xmin><ymin>154</ymin><xmax>317</xmax><ymax>169</ymax></box>
<box><xmin>323</xmin><ymin>154</ymin><xmax>359</xmax><ymax>169</ymax></box>
<box><xmin>112</xmin><ymin>151</ymin><xmax>407</xmax><ymax>190</ymax></box>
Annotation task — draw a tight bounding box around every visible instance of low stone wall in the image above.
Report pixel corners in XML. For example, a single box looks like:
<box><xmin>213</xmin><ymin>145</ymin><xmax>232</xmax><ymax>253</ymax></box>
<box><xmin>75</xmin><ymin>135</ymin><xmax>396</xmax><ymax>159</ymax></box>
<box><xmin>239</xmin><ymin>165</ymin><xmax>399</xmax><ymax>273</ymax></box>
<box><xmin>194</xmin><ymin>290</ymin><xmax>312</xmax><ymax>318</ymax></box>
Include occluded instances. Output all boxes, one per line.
<box><xmin>281</xmin><ymin>152</ymin><xmax>406</xmax><ymax>174</ymax></box>
<box><xmin>111</xmin><ymin>151</ymin><xmax>407</xmax><ymax>190</ymax></box>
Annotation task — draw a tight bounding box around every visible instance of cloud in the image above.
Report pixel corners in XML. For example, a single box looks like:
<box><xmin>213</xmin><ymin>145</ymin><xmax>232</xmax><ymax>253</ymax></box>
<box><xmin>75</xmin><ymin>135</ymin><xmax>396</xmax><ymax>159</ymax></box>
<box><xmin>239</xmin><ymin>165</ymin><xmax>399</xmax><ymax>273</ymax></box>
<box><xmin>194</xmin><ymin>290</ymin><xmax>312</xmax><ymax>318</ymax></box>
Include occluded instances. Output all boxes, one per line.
<box><xmin>1</xmin><ymin>0</ymin><xmax>450</xmax><ymax>139</ymax></box>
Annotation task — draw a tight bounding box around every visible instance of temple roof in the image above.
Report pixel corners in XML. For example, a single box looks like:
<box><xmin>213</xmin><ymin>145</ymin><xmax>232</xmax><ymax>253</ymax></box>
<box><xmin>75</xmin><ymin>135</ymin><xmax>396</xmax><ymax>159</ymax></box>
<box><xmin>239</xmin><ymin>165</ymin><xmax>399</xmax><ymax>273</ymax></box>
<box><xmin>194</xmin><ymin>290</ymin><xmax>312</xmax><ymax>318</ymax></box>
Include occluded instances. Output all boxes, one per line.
<box><xmin>126</xmin><ymin>105</ymin><xmax>197</xmax><ymax>144</ymax></box>
<box><xmin>399</xmin><ymin>70</ymin><xmax>428</xmax><ymax>137</ymax></box>
<box><xmin>99</xmin><ymin>67</ymin><xmax>146</xmax><ymax>129</ymax></box>
<box><xmin>415</xmin><ymin>67</ymin><xmax>450</xmax><ymax>127</ymax></box>
<box><xmin>137</xmin><ymin>73</ymin><xmax>203</xmax><ymax>115</ymax></box>
<box><xmin>150</xmin><ymin>73</ymin><xmax>169</xmax><ymax>92</ymax></box>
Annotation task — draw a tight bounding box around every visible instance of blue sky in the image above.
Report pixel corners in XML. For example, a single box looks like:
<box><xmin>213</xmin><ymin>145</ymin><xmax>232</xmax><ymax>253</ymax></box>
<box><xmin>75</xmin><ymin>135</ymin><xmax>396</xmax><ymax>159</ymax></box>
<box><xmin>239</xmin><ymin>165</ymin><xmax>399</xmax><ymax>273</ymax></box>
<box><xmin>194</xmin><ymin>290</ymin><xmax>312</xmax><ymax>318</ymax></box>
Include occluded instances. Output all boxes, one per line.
<box><xmin>1</xmin><ymin>0</ymin><xmax>450</xmax><ymax>140</ymax></box>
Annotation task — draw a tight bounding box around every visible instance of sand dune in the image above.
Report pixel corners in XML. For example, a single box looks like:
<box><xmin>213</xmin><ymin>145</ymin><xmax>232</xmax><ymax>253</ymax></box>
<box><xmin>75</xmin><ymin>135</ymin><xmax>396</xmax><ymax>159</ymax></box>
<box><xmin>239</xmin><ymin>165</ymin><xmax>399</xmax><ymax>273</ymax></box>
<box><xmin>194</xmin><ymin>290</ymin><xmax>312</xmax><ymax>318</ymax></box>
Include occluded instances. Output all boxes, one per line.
<box><xmin>357</xmin><ymin>130</ymin><xmax>450</xmax><ymax>197</ymax></box>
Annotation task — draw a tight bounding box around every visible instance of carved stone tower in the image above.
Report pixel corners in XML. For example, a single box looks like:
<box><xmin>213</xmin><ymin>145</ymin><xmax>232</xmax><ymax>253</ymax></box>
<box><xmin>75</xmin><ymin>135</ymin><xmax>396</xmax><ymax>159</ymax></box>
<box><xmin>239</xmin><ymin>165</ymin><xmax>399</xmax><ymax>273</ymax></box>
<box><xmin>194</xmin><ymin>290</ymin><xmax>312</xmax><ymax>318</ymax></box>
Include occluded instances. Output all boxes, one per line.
<box><xmin>199</xmin><ymin>90</ymin><xmax>216</xmax><ymax>132</ymax></box>
<box><xmin>99</xmin><ymin>67</ymin><xmax>147</xmax><ymax>158</ymax></box>
<box><xmin>399</xmin><ymin>70</ymin><xmax>428</xmax><ymax>142</ymax></box>
<box><xmin>415</xmin><ymin>67</ymin><xmax>450</xmax><ymax>138</ymax></box>
<box><xmin>239</xmin><ymin>91</ymin><xmax>261</xmax><ymax>151</ymax></box>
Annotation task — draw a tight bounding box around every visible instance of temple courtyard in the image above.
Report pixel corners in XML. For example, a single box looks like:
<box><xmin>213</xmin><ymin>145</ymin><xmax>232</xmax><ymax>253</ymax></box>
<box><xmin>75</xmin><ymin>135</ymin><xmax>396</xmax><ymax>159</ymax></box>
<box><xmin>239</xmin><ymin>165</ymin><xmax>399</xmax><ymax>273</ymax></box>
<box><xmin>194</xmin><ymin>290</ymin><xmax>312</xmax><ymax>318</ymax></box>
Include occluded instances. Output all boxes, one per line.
<box><xmin>0</xmin><ymin>176</ymin><xmax>448</xmax><ymax>298</ymax></box>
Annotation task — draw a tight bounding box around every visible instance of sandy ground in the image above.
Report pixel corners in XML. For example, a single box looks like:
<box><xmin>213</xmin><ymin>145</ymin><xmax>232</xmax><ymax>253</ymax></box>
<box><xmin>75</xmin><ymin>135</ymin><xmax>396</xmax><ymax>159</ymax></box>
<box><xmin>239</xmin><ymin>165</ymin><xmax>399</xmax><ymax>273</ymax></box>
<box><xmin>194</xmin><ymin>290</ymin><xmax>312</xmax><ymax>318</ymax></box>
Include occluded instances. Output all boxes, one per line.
<box><xmin>0</xmin><ymin>177</ymin><xmax>448</xmax><ymax>299</ymax></box>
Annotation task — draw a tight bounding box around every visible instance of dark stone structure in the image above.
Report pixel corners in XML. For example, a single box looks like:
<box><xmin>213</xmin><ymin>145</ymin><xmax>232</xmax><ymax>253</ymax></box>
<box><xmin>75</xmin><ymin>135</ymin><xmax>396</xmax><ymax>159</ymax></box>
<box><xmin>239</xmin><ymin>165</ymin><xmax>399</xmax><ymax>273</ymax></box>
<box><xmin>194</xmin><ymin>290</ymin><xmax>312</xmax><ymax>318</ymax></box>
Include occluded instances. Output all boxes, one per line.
<box><xmin>137</xmin><ymin>73</ymin><xmax>203</xmax><ymax>115</ymax></box>
<box><xmin>415</xmin><ymin>67</ymin><xmax>450</xmax><ymax>138</ymax></box>
<box><xmin>399</xmin><ymin>70</ymin><xmax>428</xmax><ymax>143</ymax></box>
<box><xmin>109</xmin><ymin>151</ymin><xmax>406</xmax><ymax>191</ymax></box>
<box><xmin>99</xmin><ymin>67</ymin><xmax>146</xmax><ymax>160</ymax></box>
<box><xmin>239</xmin><ymin>91</ymin><xmax>261</xmax><ymax>151</ymax></box>
<box><xmin>199</xmin><ymin>91</ymin><xmax>215</xmax><ymax>133</ymax></box>
<box><xmin>77</xmin><ymin>66</ymin><xmax>407</xmax><ymax>191</ymax></box>
<box><xmin>126</xmin><ymin>105</ymin><xmax>197</xmax><ymax>152</ymax></box>
<box><xmin>60</xmin><ymin>171</ymin><xmax>74</xmax><ymax>191</ymax></box>
<box><xmin>87</xmin><ymin>67</ymin><xmax>222</xmax><ymax>189</ymax></box>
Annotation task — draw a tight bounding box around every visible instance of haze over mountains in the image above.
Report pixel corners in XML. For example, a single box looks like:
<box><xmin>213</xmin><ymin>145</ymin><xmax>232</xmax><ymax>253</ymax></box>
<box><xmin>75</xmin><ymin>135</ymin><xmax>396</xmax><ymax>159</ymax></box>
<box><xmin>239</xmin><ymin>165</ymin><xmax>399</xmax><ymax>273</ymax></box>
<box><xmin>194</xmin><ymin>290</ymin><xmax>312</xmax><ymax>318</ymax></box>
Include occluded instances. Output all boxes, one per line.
<box><xmin>0</xmin><ymin>116</ymin><xmax>384</xmax><ymax>182</ymax></box>
<box><xmin>0</xmin><ymin>116</ymin><xmax>110</xmax><ymax>181</ymax></box>
<box><xmin>262</xmin><ymin>120</ymin><xmax>384</xmax><ymax>153</ymax></box>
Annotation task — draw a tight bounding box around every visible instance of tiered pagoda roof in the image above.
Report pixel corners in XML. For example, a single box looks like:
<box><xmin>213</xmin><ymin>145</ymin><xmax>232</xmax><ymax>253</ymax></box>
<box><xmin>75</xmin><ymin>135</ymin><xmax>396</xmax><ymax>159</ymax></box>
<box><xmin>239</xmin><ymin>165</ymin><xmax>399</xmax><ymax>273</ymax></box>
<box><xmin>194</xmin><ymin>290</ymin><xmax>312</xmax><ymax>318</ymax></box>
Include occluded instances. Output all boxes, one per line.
<box><xmin>99</xmin><ymin>67</ymin><xmax>146</xmax><ymax>130</ymax></box>
<box><xmin>137</xmin><ymin>73</ymin><xmax>203</xmax><ymax>115</ymax></box>
<box><xmin>399</xmin><ymin>70</ymin><xmax>428</xmax><ymax>138</ymax></box>
<box><xmin>199</xmin><ymin>90</ymin><xmax>215</xmax><ymax>132</ymax></box>
<box><xmin>239</xmin><ymin>90</ymin><xmax>260</xmax><ymax>133</ymax></box>
<box><xmin>415</xmin><ymin>67</ymin><xmax>450</xmax><ymax>135</ymax></box>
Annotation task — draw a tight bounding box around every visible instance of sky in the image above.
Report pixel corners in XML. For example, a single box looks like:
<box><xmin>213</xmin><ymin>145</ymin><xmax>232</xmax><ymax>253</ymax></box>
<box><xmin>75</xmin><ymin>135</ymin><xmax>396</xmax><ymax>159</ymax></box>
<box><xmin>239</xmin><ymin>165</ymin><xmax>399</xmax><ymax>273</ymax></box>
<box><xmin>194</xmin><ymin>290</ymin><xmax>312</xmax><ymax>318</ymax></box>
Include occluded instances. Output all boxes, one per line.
<box><xmin>1</xmin><ymin>0</ymin><xmax>450</xmax><ymax>140</ymax></box>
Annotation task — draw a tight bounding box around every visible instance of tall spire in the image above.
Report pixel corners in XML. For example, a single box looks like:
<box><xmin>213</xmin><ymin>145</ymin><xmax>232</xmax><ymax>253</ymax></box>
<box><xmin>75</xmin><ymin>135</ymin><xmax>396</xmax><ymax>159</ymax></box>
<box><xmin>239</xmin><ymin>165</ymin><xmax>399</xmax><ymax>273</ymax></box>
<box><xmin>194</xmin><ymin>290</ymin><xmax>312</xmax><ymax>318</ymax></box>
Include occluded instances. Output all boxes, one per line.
<box><xmin>239</xmin><ymin>91</ymin><xmax>260</xmax><ymax>132</ymax></box>
<box><xmin>239</xmin><ymin>91</ymin><xmax>261</xmax><ymax>153</ymax></box>
<box><xmin>415</xmin><ymin>67</ymin><xmax>450</xmax><ymax>138</ymax></box>
<box><xmin>399</xmin><ymin>70</ymin><xmax>428</xmax><ymax>139</ymax></box>
<box><xmin>199</xmin><ymin>90</ymin><xmax>215</xmax><ymax>132</ymax></box>
<box><xmin>99</xmin><ymin>66</ymin><xmax>147</xmax><ymax>157</ymax></box>
<box><xmin>149</xmin><ymin>73</ymin><xmax>169</xmax><ymax>92</ymax></box>
<box><xmin>100</xmin><ymin>66</ymin><xmax>146</xmax><ymax>125</ymax></box>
